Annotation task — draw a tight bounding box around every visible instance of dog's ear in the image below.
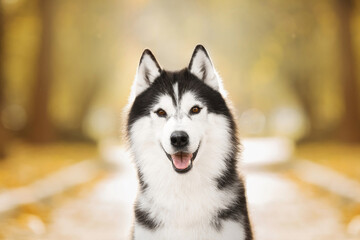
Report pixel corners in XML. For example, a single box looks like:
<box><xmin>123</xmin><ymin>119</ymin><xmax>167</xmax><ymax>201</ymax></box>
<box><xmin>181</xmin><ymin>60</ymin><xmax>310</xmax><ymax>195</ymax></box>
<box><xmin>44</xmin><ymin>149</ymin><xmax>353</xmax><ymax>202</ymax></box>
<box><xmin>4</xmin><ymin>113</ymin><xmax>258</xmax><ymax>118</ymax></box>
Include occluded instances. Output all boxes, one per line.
<box><xmin>188</xmin><ymin>45</ymin><xmax>223</xmax><ymax>91</ymax></box>
<box><xmin>133</xmin><ymin>49</ymin><xmax>161</xmax><ymax>96</ymax></box>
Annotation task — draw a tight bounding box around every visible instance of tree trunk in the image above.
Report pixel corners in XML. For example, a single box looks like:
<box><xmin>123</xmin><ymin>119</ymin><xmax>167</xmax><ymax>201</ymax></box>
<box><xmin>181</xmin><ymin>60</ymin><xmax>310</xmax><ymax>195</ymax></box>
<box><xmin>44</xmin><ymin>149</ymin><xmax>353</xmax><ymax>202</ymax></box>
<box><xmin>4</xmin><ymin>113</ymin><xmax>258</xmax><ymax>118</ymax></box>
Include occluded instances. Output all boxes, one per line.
<box><xmin>0</xmin><ymin>2</ymin><xmax>7</xmax><ymax>158</ymax></box>
<box><xmin>336</xmin><ymin>0</ymin><xmax>360</xmax><ymax>142</ymax></box>
<box><xmin>26</xmin><ymin>0</ymin><xmax>56</xmax><ymax>142</ymax></box>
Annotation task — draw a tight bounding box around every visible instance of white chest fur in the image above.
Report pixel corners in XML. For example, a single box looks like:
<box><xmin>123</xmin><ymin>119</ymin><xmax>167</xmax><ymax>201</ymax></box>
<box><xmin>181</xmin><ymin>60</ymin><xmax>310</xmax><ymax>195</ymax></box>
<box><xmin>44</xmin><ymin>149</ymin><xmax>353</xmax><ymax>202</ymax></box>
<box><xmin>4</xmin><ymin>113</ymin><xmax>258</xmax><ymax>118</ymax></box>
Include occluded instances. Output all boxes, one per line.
<box><xmin>133</xmin><ymin>166</ymin><xmax>246</xmax><ymax>240</ymax></box>
<box><xmin>134</xmin><ymin>220</ymin><xmax>245</xmax><ymax>240</ymax></box>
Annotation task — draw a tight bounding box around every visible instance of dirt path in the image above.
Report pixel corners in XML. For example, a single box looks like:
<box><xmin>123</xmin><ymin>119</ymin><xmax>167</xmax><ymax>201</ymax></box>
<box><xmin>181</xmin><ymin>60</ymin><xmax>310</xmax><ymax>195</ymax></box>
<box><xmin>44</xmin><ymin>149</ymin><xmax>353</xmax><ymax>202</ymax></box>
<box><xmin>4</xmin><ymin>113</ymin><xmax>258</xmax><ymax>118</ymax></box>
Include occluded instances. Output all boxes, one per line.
<box><xmin>2</xmin><ymin>166</ymin><xmax>354</xmax><ymax>239</ymax></box>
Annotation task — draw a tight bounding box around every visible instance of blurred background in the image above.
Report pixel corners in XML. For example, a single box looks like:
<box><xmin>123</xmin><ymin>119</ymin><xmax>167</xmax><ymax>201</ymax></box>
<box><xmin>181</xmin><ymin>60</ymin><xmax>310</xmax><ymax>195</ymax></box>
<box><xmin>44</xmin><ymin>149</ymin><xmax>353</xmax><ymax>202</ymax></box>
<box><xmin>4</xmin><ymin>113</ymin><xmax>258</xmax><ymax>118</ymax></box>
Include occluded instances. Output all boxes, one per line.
<box><xmin>0</xmin><ymin>0</ymin><xmax>360</xmax><ymax>239</ymax></box>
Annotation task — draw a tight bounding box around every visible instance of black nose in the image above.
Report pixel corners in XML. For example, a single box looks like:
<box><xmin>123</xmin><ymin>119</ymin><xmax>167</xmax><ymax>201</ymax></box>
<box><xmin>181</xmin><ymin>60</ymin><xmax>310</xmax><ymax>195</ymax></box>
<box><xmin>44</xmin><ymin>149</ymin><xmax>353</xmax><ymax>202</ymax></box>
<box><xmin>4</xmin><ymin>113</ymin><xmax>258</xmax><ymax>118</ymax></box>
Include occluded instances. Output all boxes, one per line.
<box><xmin>170</xmin><ymin>131</ymin><xmax>189</xmax><ymax>148</ymax></box>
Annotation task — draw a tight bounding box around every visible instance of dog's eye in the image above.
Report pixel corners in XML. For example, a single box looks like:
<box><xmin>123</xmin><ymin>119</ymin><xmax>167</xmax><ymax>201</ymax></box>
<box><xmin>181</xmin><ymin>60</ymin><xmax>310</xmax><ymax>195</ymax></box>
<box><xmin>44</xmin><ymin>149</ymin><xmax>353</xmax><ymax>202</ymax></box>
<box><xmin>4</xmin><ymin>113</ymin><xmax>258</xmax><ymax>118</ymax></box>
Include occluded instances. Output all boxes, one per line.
<box><xmin>155</xmin><ymin>108</ymin><xmax>167</xmax><ymax>117</ymax></box>
<box><xmin>190</xmin><ymin>106</ymin><xmax>201</xmax><ymax>114</ymax></box>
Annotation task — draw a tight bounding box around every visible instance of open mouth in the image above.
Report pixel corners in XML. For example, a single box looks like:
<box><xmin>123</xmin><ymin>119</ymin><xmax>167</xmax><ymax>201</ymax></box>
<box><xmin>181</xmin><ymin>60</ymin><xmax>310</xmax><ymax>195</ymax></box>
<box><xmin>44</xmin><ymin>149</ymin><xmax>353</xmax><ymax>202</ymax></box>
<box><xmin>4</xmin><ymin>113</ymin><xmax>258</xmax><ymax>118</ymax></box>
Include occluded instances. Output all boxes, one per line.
<box><xmin>161</xmin><ymin>144</ymin><xmax>200</xmax><ymax>174</ymax></box>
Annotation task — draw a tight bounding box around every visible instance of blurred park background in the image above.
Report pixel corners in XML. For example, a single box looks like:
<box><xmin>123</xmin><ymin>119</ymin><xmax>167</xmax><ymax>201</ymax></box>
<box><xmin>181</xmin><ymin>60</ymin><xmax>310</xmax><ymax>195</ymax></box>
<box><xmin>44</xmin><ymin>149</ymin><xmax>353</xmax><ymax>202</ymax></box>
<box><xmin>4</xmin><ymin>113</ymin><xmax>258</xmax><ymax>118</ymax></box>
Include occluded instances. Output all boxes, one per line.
<box><xmin>0</xmin><ymin>0</ymin><xmax>360</xmax><ymax>239</ymax></box>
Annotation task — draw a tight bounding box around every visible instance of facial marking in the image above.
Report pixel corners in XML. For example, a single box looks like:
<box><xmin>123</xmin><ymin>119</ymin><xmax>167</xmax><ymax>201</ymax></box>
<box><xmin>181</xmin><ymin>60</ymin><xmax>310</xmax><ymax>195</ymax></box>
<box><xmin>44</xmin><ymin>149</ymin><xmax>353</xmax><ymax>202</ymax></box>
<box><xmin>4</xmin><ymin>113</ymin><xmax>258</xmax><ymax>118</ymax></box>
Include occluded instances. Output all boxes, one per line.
<box><xmin>173</xmin><ymin>83</ymin><xmax>179</xmax><ymax>105</ymax></box>
<box><xmin>173</xmin><ymin>83</ymin><xmax>181</xmax><ymax>119</ymax></box>
<box><xmin>180</xmin><ymin>91</ymin><xmax>204</xmax><ymax>114</ymax></box>
<box><xmin>153</xmin><ymin>95</ymin><xmax>176</xmax><ymax>118</ymax></box>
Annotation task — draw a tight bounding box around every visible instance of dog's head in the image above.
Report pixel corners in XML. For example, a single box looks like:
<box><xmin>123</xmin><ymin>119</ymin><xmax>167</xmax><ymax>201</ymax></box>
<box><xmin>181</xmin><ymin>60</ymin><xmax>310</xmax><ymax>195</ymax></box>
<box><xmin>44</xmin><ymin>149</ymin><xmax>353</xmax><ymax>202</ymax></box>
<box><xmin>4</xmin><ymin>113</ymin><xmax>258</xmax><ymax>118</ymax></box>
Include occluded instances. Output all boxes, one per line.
<box><xmin>127</xmin><ymin>45</ymin><xmax>237</xmax><ymax>175</ymax></box>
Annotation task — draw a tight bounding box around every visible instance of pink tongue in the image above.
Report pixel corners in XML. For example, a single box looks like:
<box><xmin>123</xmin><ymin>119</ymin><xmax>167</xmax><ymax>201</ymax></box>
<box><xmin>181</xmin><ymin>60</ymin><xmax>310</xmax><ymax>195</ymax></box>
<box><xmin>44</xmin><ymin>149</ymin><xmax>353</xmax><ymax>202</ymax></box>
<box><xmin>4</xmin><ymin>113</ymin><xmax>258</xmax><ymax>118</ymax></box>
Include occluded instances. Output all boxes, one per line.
<box><xmin>171</xmin><ymin>153</ymin><xmax>192</xmax><ymax>169</ymax></box>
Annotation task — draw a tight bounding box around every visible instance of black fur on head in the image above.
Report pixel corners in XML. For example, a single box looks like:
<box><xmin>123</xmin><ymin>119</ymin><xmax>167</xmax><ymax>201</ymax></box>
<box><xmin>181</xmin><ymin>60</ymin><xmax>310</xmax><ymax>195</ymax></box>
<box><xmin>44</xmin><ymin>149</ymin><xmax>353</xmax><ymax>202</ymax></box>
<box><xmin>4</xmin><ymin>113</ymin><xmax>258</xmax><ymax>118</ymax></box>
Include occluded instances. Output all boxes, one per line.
<box><xmin>128</xmin><ymin>69</ymin><xmax>235</xmax><ymax>130</ymax></box>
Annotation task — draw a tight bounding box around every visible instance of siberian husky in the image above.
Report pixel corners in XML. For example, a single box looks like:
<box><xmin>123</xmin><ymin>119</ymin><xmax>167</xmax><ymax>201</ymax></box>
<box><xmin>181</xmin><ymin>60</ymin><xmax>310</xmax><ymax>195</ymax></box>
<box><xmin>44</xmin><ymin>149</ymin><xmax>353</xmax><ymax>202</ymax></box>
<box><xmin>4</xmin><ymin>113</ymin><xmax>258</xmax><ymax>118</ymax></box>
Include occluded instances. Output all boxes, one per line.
<box><xmin>126</xmin><ymin>45</ymin><xmax>253</xmax><ymax>240</ymax></box>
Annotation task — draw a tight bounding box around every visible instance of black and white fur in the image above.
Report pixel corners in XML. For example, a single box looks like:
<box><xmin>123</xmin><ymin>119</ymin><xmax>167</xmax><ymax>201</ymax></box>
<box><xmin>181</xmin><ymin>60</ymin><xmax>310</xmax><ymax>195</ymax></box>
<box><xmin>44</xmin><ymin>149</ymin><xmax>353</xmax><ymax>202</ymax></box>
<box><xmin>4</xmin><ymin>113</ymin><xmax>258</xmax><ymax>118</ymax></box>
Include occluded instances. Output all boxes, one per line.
<box><xmin>126</xmin><ymin>45</ymin><xmax>253</xmax><ymax>240</ymax></box>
